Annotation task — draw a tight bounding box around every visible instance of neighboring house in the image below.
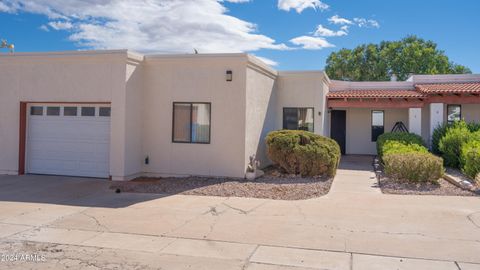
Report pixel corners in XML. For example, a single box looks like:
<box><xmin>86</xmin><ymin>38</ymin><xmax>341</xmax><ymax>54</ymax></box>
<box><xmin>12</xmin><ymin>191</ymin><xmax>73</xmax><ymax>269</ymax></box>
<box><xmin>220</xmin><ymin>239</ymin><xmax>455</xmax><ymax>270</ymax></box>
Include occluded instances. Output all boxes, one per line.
<box><xmin>0</xmin><ymin>50</ymin><xmax>479</xmax><ymax>180</ymax></box>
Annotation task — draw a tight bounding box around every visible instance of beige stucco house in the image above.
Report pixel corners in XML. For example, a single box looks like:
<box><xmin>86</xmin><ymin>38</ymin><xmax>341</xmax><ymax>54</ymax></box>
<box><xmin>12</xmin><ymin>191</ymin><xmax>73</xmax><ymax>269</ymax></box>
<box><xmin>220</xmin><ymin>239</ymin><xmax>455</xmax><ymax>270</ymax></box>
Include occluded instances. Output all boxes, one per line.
<box><xmin>0</xmin><ymin>50</ymin><xmax>479</xmax><ymax>180</ymax></box>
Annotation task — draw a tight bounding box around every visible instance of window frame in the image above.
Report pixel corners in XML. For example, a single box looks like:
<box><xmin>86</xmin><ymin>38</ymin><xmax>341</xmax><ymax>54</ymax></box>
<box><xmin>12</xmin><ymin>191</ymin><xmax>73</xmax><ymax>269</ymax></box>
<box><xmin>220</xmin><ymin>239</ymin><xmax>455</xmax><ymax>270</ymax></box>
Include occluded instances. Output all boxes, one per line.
<box><xmin>371</xmin><ymin>110</ymin><xmax>385</xmax><ymax>142</ymax></box>
<box><xmin>81</xmin><ymin>106</ymin><xmax>96</xmax><ymax>117</ymax></box>
<box><xmin>99</xmin><ymin>107</ymin><xmax>111</xmax><ymax>117</ymax></box>
<box><xmin>46</xmin><ymin>106</ymin><xmax>61</xmax><ymax>116</ymax></box>
<box><xmin>30</xmin><ymin>106</ymin><xmax>44</xmax><ymax>116</ymax></box>
<box><xmin>172</xmin><ymin>102</ymin><xmax>211</xmax><ymax>144</ymax></box>
<box><xmin>446</xmin><ymin>104</ymin><xmax>462</xmax><ymax>124</ymax></box>
<box><xmin>63</xmin><ymin>106</ymin><xmax>78</xmax><ymax>116</ymax></box>
<box><xmin>282</xmin><ymin>107</ymin><xmax>315</xmax><ymax>132</ymax></box>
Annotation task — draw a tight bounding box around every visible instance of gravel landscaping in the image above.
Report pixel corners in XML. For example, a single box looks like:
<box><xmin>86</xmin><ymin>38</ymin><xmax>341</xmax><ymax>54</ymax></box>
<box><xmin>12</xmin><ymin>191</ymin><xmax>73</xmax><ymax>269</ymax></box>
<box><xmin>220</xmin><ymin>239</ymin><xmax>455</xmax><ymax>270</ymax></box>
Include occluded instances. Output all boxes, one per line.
<box><xmin>110</xmin><ymin>166</ymin><xmax>333</xmax><ymax>200</ymax></box>
<box><xmin>378</xmin><ymin>174</ymin><xmax>478</xmax><ymax>196</ymax></box>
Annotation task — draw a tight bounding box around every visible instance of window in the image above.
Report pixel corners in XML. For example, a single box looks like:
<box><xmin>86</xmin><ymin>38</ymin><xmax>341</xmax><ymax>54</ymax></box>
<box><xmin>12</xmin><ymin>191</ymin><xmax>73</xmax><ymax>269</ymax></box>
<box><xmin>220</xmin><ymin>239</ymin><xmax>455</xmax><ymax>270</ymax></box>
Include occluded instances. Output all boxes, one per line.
<box><xmin>81</xmin><ymin>107</ymin><xmax>96</xmax><ymax>116</ymax></box>
<box><xmin>371</xmin><ymin>110</ymin><xmax>384</xmax><ymax>142</ymax></box>
<box><xmin>173</xmin><ymin>102</ymin><xmax>211</xmax><ymax>144</ymax></box>
<box><xmin>64</xmin><ymin>107</ymin><xmax>78</xmax><ymax>116</ymax></box>
<box><xmin>30</xmin><ymin>106</ymin><xmax>43</xmax><ymax>116</ymax></box>
<box><xmin>447</xmin><ymin>105</ymin><xmax>461</xmax><ymax>124</ymax></box>
<box><xmin>99</xmin><ymin>107</ymin><xmax>111</xmax><ymax>117</ymax></box>
<box><xmin>46</xmin><ymin>106</ymin><xmax>60</xmax><ymax>116</ymax></box>
<box><xmin>283</xmin><ymin>108</ymin><xmax>314</xmax><ymax>132</ymax></box>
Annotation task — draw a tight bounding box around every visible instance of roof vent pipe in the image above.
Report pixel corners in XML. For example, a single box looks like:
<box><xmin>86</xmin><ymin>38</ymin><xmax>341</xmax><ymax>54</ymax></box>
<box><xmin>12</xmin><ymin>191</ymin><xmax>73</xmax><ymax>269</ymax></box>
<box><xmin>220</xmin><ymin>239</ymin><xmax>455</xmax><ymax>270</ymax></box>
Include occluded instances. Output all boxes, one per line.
<box><xmin>390</xmin><ymin>74</ymin><xmax>397</xmax><ymax>82</ymax></box>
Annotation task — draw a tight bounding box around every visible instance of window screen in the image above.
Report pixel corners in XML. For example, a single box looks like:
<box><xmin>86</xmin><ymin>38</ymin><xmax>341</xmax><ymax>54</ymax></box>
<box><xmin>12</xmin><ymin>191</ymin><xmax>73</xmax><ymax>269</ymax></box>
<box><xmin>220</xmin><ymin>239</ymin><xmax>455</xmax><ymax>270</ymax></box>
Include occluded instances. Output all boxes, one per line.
<box><xmin>283</xmin><ymin>108</ymin><xmax>314</xmax><ymax>132</ymax></box>
<box><xmin>173</xmin><ymin>103</ymin><xmax>211</xmax><ymax>143</ymax></box>
<box><xmin>371</xmin><ymin>110</ymin><xmax>384</xmax><ymax>142</ymax></box>
<box><xmin>447</xmin><ymin>105</ymin><xmax>461</xmax><ymax>124</ymax></box>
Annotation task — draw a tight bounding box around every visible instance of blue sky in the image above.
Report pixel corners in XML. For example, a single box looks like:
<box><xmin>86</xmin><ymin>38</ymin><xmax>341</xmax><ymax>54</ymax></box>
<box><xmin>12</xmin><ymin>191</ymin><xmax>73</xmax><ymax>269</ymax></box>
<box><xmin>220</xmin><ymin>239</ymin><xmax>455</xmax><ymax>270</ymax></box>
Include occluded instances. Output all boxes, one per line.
<box><xmin>0</xmin><ymin>0</ymin><xmax>479</xmax><ymax>72</ymax></box>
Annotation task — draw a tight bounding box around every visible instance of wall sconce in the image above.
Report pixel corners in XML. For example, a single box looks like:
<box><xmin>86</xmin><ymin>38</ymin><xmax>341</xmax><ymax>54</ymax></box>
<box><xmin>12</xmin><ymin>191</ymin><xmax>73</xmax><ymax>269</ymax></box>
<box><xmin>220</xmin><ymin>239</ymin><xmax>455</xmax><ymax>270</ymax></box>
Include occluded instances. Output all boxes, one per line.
<box><xmin>226</xmin><ymin>70</ymin><xmax>233</xmax><ymax>82</ymax></box>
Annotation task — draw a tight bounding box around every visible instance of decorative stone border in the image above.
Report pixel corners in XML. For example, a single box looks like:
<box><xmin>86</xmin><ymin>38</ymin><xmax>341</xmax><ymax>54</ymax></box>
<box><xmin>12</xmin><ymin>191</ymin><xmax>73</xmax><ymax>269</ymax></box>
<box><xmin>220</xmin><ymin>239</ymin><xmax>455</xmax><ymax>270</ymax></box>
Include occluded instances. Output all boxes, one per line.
<box><xmin>443</xmin><ymin>168</ymin><xmax>480</xmax><ymax>194</ymax></box>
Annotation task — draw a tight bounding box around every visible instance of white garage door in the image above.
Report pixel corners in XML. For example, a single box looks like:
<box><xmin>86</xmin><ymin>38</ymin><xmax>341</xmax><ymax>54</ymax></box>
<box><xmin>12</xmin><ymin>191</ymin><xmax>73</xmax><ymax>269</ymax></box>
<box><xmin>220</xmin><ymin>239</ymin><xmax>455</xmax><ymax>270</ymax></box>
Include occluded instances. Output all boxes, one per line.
<box><xmin>26</xmin><ymin>104</ymin><xmax>111</xmax><ymax>178</ymax></box>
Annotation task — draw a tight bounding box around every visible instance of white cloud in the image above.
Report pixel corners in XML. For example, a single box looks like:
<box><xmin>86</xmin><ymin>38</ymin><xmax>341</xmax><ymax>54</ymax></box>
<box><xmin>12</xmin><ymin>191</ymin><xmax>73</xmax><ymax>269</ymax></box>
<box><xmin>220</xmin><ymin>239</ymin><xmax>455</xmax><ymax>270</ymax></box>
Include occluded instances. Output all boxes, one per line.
<box><xmin>48</xmin><ymin>21</ymin><xmax>74</xmax><ymax>30</ymax></box>
<box><xmin>0</xmin><ymin>2</ymin><xmax>12</xmax><ymax>12</ymax></box>
<box><xmin>329</xmin><ymin>15</ymin><xmax>380</xmax><ymax>28</ymax></box>
<box><xmin>221</xmin><ymin>0</ymin><xmax>250</xmax><ymax>2</ymax></box>
<box><xmin>328</xmin><ymin>15</ymin><xmax>353</xmax><ymax>25</ymax></box>
<box><xmin>278</xmin><ymin>0</ymin><xmax>329</xmax><ymax>13</ymax></box>
<box><xmin>290</xmin><ymin>36</ymin><xmax>334</xmax><ymax>50</ymax></box>
<box><xmin>313</xmin><ymin>24</ymin><xmax>347</xmax><ymax>37</ymax></box>
<box><xmin>354</xmin><ymin>18</ymin><xmax>380</xmax><ymax>28</ymax></box>
<box><xmin>39</xmin><ymin>25</ymin><xmax>49</xmax><ymax>32</ymax></box>
<box><xmin>0</xmin><ymin>0</ymin><xmax>289</xmax><ymax>53</ymax></box>
<box><xmin>253</xmin><ymin>55</ymin><xmax>278</xmax><ymax>67</ymax></box>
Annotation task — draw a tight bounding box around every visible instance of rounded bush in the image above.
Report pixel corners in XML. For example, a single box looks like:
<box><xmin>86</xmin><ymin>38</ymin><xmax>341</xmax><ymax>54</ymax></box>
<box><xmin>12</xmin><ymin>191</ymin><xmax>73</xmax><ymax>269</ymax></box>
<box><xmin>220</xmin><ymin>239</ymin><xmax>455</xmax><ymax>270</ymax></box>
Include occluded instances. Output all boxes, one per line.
<box><xmin>382</xmin><ymin>141</ymin><xmax>428</xmax><ymax>156</ymax></box>
<box><xmin>383</xmin><ymin>152</ymin><xmax>444</xmax><ymax>183</ymax></box>
<box><xmin>460</xmin><ymin>140</ymin><xmax>480</xmax><ymax>181</ymax></box>
<box><xmin>439</xmin><ymin>122</ymin><xmax>474</xmax><ymax>168</ymax></box>
<box><xmin>265</xmin><ymin>130</ymin><xmax>340</xmax><ymax>177</ymax></box>
<box><xmin>433</xmin><ymin>121</ymin><xmax>480</xmax><ymax>155</ymax></box>
<box><xmin>376</xmin><ymin>132</ymin><xmax>425</xmax><ymax>158</ymax></box>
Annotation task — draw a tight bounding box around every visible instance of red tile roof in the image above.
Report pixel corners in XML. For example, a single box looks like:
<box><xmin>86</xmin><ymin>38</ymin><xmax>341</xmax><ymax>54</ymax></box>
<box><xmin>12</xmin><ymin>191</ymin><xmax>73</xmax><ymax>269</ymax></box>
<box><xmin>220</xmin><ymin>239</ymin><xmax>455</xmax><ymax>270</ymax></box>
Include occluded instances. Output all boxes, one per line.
<box><xmin>327</xmin><ymin>89</ymin><xmax>426</xmax><ymax>99</ymax></box>
<box><xmin>416</xmin><ymin>82</ymin><xmax>480</xmax><ymax>94</ymax></box>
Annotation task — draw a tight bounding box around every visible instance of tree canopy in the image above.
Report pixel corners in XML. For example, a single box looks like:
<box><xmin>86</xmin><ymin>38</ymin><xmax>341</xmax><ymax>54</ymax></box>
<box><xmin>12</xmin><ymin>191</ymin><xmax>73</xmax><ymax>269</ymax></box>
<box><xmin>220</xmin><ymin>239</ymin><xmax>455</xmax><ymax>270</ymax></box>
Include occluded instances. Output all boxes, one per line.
<box><xmin>325</xmin><ymin>36</ymin><xmax>471</xmax><ymax>81</ymax></box>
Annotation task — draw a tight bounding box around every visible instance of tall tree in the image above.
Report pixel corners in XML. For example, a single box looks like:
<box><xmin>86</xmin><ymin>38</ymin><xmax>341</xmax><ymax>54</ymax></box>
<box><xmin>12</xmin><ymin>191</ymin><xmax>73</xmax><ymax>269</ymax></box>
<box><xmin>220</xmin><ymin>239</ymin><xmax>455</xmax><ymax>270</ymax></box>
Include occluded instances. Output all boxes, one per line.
<box><xmin>325</xmin><ymin>36</ymin><xmax>471</xmax><ymax>81</ymax></box>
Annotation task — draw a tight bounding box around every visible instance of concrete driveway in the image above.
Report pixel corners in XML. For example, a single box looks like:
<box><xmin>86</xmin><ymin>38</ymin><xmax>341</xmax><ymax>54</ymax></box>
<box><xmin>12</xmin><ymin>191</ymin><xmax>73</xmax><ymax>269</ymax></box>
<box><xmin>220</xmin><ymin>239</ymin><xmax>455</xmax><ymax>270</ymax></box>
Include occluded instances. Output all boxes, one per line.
<box><xmin>0</xmin><ymin>156</ymin><xmax>479</xmax><ymax>270</ymax></box>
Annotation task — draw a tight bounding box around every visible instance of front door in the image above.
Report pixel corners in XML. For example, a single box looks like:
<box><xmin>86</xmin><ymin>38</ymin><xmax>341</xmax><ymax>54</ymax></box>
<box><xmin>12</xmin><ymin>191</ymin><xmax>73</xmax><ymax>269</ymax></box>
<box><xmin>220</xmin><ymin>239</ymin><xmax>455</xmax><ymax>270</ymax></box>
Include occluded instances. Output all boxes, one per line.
<box><xmin>330</xmin><ymin>110</ymin><xmax>346</xmax><ymax>155</ymax></box>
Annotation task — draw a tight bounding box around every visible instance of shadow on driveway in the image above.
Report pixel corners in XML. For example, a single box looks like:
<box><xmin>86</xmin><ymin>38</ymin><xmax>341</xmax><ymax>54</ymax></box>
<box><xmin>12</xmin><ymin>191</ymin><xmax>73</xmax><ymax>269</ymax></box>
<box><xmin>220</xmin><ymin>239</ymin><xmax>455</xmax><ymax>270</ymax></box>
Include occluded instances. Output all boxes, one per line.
<box><xmin>0</xmin><ymin>174</ymin><xmax>166</xmax><ymax>208</ymax></box>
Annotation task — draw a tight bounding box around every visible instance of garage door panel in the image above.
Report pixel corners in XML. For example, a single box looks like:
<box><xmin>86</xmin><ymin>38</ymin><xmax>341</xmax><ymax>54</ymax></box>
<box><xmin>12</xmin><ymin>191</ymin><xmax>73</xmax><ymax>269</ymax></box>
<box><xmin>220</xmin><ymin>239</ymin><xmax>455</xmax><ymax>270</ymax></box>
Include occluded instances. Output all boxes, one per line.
<box><xmin>27</xmin><ymin>105</ymin><xmax>110</xmax><ymax>178</ymax></box>
<box><xmin>29</xmin><ymin>121</ymin><xmax>109</xmax><ymax>141</ymax></box>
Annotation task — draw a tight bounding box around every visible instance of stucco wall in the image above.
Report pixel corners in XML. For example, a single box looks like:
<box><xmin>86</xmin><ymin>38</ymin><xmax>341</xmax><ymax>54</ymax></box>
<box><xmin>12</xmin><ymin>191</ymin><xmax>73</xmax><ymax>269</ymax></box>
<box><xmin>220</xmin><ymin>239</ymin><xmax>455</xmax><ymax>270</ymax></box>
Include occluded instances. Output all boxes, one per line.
<box><xmin>333</xmin><ymin>108</ymin><xmax>409</xmax><ymax>155</ymax></box>
<box><xmin>142</xmin><ymin>55</ymin><xmax>248</xmax><ymax>178</ymax></box>
<box><xmin>0</xmin><ymin>51</ymin><xmax>127</xmax><ymax>176</ymax></box>
<box><xmin>121</xmin><ymin>62</ymin><xmax>144</xmax><ymax>179</ymax></box>
<box><xmin>245</xmin><ymin>65</ymin><xmax>276</xmax><ymax>169</ymax></box>
<box><xmin>275</xmin><ymin>72</ymin><xmax>327</xmax><ymax>135</ymax></box>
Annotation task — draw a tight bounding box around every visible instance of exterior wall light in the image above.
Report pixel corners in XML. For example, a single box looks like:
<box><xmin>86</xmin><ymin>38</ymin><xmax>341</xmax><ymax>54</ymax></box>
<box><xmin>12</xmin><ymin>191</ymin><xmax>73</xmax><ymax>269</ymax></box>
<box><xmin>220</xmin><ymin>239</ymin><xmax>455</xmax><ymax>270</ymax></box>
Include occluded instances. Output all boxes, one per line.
<box><xmin>226</xmin><ymin>70</ymin><xmax>233</xmax><ymax>82</ymax></box>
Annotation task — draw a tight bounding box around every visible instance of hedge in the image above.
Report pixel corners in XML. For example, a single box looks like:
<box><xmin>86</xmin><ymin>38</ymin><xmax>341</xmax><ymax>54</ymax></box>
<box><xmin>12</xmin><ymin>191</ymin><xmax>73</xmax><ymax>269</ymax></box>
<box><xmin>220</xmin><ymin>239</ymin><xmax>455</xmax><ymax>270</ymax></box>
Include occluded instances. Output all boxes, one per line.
<box><xmin>460</xmin><ymin>140</ymin><xmax>480</xmax><ymax>181</ymax></box>
<box><xmin>438</xmin><ymin>122</ymin><xmax>480</xmax><ymax>168</ymax></box>
<box><xmin>377</xmin><ymin>133</ymin><xmax>443</xmax><ymax>183</ymax></box>
<box><xmin>265</xmin><ymin>130</ymin><xmax>340</xmax><ymax>177</ymax></box>
<box><xmin>431</xmin><ymin>122</ymin><xmax>450</xmax><ymax>155</ymax></box>
<box><xmin>433</xmin><ymin>120</ymin><xmax>480</xmax><ymax>157</ymax></box>
<box><xmin>383</xmin><ymin>152</ymin><xmax>444</xmax><ymax>183</ymax></box>
<box><xmin>382</xmin><ymin>140</ymin><xmax>429</xmax><ymax>156</ymax></box>
<box><xmin>376</xmin><ymin>132</ymin><xmax>425</xmax><ymax>158</ymax></box>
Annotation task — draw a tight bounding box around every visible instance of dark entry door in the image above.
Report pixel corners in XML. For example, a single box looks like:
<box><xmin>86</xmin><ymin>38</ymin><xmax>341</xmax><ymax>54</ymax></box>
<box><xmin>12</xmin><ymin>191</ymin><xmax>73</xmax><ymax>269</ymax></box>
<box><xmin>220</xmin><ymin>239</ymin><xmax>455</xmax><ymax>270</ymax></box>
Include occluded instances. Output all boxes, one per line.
<box><xmin>331</xmin><ymin>110</ymin><xmax>346</xmax><ymax>155</ymax></box>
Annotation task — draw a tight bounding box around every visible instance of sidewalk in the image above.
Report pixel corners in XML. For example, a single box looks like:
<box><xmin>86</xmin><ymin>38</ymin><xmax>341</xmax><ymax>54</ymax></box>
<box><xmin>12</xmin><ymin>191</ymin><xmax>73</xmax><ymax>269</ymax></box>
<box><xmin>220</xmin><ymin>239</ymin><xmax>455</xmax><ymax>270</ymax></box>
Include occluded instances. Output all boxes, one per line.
<box><xmin>329</xmin><ymin>155</ymin><xmax>381</xmax><ymax>195</ymax></box>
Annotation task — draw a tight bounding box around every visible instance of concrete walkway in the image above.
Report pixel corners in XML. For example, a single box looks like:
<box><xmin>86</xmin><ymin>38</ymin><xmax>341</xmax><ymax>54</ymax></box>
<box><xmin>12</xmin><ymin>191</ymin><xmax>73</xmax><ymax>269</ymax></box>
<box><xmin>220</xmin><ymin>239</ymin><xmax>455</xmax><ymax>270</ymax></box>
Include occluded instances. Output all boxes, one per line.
<box><xmin>329</xmin><ymin>155</ymin><xmax>381</xmax><ymax>196</ymax></box>
<box><xmin>0</xmin><ymin>157</ymin><xmax>479</xmax><ymax>269</ymax></box>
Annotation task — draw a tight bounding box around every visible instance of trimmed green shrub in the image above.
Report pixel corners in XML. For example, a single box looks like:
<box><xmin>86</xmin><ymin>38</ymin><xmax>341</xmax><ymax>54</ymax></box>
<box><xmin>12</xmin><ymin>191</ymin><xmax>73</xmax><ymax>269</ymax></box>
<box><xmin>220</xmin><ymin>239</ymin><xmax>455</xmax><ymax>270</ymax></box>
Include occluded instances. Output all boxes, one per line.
<box><xmin>382</xmin><ymin>141</ymin><xmax>429</xmax><ymax>156</ymax></box>
<box><xmin>439</xmin><ymin>122</ymin><xmax>474</xmax><ymax>168</ymax></box>
<box><xmin>383</xmin><ymin>152</ymin><xmax>444</xmax><ymax>183</ymax></box>
<box><xmin>266</xmin><ymin>130</ymin><xmax>341</xmax><ymax>177</ymax></box>
<box><xmin>460</xmin><ymin>140</ymin><xmax>480</xmax><ymax>181</ymax></box>
<box><xmin>376</xmin><ymin>132</ymin><xmax>425</xmax><ymax>158</ymax></box>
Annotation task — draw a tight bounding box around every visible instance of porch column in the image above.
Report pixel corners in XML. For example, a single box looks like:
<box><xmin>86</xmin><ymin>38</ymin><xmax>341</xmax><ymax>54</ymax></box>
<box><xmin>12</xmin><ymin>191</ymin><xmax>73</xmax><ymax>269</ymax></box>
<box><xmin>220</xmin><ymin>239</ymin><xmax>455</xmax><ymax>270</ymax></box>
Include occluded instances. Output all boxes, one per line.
<box><xmin>408</xmin><ymin>108</ymin><xmax>422</xmax><ymax>136</ymax></box>
<box><xmin>430</xmin><ymin>103</ymin><xmax>444</xmax><ymax>144</ymax></box>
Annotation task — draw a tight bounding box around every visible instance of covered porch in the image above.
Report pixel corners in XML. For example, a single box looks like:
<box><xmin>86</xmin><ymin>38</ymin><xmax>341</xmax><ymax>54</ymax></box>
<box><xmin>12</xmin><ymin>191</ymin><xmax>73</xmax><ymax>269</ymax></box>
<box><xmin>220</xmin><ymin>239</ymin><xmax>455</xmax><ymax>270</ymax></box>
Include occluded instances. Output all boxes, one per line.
<box><xmin>326</xmin><ymin>83</ymin><xmax>480</xmax><ymax>155</ymax></box>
